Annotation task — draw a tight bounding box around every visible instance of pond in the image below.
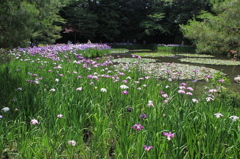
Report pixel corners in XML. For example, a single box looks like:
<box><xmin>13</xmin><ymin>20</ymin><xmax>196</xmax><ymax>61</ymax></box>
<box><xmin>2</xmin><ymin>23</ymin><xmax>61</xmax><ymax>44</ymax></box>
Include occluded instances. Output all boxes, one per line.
<box><xmin>111</xmin><ymin>50</ymin><xmax>240</xmax><ymax>94</ymax></box>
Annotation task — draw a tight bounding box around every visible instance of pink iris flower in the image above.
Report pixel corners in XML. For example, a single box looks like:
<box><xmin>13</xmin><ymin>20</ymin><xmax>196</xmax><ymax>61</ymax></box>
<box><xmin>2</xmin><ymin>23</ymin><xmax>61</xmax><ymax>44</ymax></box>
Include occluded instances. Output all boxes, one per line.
<box><xmin>131</xmin><ymin>123</ymin><xmax>144</xmax><ymax>131</ymax></box>
<box><xmin>143</xmin><ymin>145</ymin><xmax>153</xmax><ymax>151</ymax></box>
<box><xmin>121</xmin><ymin>90</ymin><xmax>129</xmax><ymax>94</ymax></box>
<box><xmin>163</xmin><ymin>132</ymin><xmax>175</xmax><ymax>140</ymax></box>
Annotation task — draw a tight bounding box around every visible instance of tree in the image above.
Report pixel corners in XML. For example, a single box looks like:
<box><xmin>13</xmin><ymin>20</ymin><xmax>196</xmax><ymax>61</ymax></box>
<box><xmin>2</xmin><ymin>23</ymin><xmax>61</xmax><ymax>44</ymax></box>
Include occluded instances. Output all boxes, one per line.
<box><xmin>95</xmin><ymin>0</ymin><xmax>120</xmax><ymax>42</ymax></box>
<box><xmin>139</xmin><ymin>1</ymin><xmax>169</xmax><ymax>43</ymax></box>
<box><xmin>0</xmin><ymin>0</ymin><xmax>69</xmax><ymax>48</ymax></box>
<box><xmin>154</xmin><ymin>0</ymin><xmax>213</xmax><ymax>44</ymax></box>
<box><xmin>180</xmin><ymin>0</ymin><xmax>240</xmax><ymax>55</ymax></box>
<box><xmin>0</xmin><ymin>1</ymin><xmax>38</xmax><ymax>48</ymax></box>
<box><xmin>31</xmin><ymin>0</ymin><xmax>68</xmax><ymax>45</ymax></box>
<box><xmin>117</xmin><ymin>0</ymin><xmax>153</xmax><ymax>42</ymax></box>
<box><xmin>60</xmin><ymin>0</ymin><xmax>99</xmax><ymax>43</ymax></box>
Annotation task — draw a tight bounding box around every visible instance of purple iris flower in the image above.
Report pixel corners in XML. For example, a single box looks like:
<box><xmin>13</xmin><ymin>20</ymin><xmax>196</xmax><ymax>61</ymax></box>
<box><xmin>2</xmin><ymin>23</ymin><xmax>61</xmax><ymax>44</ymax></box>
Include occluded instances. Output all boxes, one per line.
<box><xmin>131</xmin><ymin>124</ymin><xmax>144</xmax><ymax>131</ymax></box>
<box><xmin>126</xmin><ymin>108</ymin><xmax>132</xmax><ymax>112</ymax></box>
<box><xmin>139</xmin><ymin>114</ymin><xmax>147</xmax><ymax>119</ymax></box>
<box><xmin>87</xmin><ymin>75</ymin><xmax>93</xmax><ymax>79</ymax></box>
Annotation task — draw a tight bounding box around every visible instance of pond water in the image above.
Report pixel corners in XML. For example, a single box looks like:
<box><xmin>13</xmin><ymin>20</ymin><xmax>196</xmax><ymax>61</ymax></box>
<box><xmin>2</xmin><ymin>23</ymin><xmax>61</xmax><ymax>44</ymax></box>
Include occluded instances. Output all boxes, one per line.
<box><xmin>111</xmin><ymin>50</ymin><xmax>240</xmax><ymax>94</ymax></box>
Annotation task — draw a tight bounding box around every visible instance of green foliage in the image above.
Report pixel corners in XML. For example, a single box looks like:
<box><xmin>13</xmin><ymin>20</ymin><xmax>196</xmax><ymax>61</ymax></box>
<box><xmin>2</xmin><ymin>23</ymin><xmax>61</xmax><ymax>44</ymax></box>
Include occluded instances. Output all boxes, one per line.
<box><xmin>157</xmin><ymin>45</ymin><xmax>196</xmax><ymax>52</ymax></box>
<box><xmin>44</xmin><ymin>0</ymin><xmax>227</xmax><ymax>45</ymax></box>
<box><xmin>61</xmin><ymin>0</ymin><xmax>98</xmax><ymax>43</ymax></box>
<box><xmin>157</xmin><ymin>0</ymin><xmax>213</xmax><ymax>42</ymax></box>
<box><xmin>140</xmin><ymin>13</ymin><xmax>168</xmax><ymax>36</ymax></box>
<box><xmin>95</xmin><ymin>0</ymin><xmax>121</xmax><ymax>42</ymax></box>
<box><xmin>180</xmin><ymin>0</ymin><xmax>240</xmax><ymax>55</ymax></box>
<box><xmin>0</xmin><ymin>0</ymin><xmax>69</xmax><ymax>48</ymax></box>
<box><xmin>0</xmin><ymin>49</ymin><xmax>13</xmax><ymax>65</ymax></box>
<box><xmin>0</xmin><ymin>1</ymin><xmax>38</xmax><ymax>47</ymax></box>
<box><xmin>116</xmin><ymin>0</ymin><xmax>154</xmax><ymax>41</ymax></box>
<box><xmin>1</xmin><ymin>48</ymin><xmax>240</xmax><ymax>158</ymax></box>
<box><xmin>76</xmin><ymin>49</ymin><xmax>111</xmax><ymax>58</ymax></box>
<box><xmin>207</xmin><ymin>71</ymin><xmax>231</xmax><ymax>86</ymax></box>
<box><xmin>219</xmin><ymin>89</ymin><xmax>240</xmax><ymax>108</ymax></box>
<box><xmin>110</xmin><ymin>44</ymin><xmax>158</xmax><ymax>50</ymax></box>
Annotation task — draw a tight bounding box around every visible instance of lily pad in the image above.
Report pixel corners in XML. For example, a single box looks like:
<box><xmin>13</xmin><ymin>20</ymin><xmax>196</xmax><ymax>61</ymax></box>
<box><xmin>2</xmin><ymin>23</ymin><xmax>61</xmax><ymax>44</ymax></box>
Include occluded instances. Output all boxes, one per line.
<box><xmin>112</xmin><ymin>58</ymin><xmax>156</xmax><ymax>63</ymax></box>
<box><xmin>180</xmin><ymin>58</ymin><xmax>240</xmax><ymax>66</ymax></box>
<box><xmin>131</xmin><ymin>49</ymin><xmax>152</xmax><ymax>51</ymax></box>
<box><xmin>110</xmin><ymin>49</ymin><xmax>129</xmax><ymax>53</ymax></box>
<box><xmin>114</xmin><ymin>62</ymin><xmax>222</xmax><ymax>81</ymax></box>
<box><xmin>177</xmin><ymin>54</ymin><xmax>214</xmax><ymax>57</ymax></box>
<box><xmin>132</xmin><ymin>52</ymin><xmax>175</xmax><ymax>57</ymax></box>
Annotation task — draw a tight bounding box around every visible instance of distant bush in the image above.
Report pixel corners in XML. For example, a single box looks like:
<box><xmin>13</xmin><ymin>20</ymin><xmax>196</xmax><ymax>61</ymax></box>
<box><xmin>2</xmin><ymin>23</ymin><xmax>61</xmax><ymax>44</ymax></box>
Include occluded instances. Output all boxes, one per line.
<box><xmin>157</xmin><ymin>45</ymin><xmax>196</xmax><ymax>52</ymax></box>
<box><xmin>76</xmin><ymin>48</ymin><xmax>111</xmax><ymax>58</ymax></box>
<box><xmin>109</xmin><ymin>43</ymin><xmax>158</xmax><ymax>51</ymax></box>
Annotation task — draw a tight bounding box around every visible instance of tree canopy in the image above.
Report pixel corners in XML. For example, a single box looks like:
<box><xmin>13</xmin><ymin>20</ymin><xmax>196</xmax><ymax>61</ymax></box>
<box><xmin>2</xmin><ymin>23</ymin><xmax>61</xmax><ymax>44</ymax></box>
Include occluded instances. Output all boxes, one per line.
<box><xmin>58</xmin><ymin>0</ymin><xmax>213</xmax><ymax>44</ymax></box>
<box><xmin>0</xmin><ymin>0</ymin><xmax>69</xmax><ymax>48</ymax></box>
<box><xmin>3</xmin><ymin>0</ymin><xmax>234</xmax><ymax>52</ymax></box>
<box><xmin>180</xmin><ymin>0</ymin><xmax>240</xmax><ymax>55</ymax></box>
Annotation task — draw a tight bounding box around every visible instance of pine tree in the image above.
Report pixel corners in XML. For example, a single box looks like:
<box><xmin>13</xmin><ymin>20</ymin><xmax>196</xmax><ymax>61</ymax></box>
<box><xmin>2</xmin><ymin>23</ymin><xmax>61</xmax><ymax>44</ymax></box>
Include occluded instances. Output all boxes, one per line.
<box><xmin>180</xmin><ymin>0</ymin><xmax>240</xmax><ymax>55</ymax></box>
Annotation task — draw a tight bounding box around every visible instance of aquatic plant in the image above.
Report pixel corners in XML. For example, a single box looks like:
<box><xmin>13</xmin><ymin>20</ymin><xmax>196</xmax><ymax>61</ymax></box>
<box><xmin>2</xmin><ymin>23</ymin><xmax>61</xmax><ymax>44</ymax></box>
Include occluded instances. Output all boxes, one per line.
<box><xmin>114</xmin><ymin>62</ymin><xmax>222</xmax><ymax>81</ymax></box>
<box><xmin>110</xmin><ymin>48</ymin><xmax>129</xmax><ymax>53</ymax></box>
<box><xmin>177</xmin><ymin>53</ymin><xmax>214</xmax><ymax>57</ymax></box>
<box><xmin>132</xmin><ymin>51</ymin><xmax>175</xmax><ymax>57</ymax></box>
<box><xmin>180</xmin><ymin>58</ymin><xmax>240</xmax><ymax>65</ymax></box>
<box><xmin>112</xmin><ymin>57</ymin><xmax>156</xmax><ymax>63</ymax></box>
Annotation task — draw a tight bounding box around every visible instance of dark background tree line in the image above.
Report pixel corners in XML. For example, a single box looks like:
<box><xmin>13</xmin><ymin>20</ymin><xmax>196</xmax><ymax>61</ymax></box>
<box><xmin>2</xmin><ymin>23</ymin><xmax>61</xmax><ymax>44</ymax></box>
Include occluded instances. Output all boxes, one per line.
<box><xmin>1</xmin><ymin>0</ymin><xmax>239</xmax><ymax>55</ymax></box>
<box><xmin>58</xmin><ymin>0</ymin><xmax>214</xmax><ymax>45</ymax></box>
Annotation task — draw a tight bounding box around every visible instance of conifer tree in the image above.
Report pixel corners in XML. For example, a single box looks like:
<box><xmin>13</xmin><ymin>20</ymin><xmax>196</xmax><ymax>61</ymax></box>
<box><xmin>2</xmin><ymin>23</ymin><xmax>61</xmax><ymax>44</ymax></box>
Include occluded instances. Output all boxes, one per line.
<box><xmin>180</xmin><ymin>0</ymin><xmax>240</xmax><ymax>55</ymax></box>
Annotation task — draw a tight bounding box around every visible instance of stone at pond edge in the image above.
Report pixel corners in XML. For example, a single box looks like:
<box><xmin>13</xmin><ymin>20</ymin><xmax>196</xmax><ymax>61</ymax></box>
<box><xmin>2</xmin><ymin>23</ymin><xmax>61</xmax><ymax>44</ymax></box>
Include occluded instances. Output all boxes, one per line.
<box><xmin>234</xmin><ymin>75</ymin><xmax>240</xmax><ymax>83</ymax></box>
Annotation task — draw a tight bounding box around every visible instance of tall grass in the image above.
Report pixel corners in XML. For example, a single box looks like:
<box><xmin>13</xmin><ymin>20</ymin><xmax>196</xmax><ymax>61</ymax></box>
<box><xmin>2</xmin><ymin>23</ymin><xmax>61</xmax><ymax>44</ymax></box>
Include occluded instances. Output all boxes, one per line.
<box><xmin>0</xmin><ymin>49</ymin><xmax>13</xmax><ymax>65</ymax></box>
<box><xmin>0</xmin><ymin>44</ymin><xmax>240</xmax><ymax>158</ymax></box>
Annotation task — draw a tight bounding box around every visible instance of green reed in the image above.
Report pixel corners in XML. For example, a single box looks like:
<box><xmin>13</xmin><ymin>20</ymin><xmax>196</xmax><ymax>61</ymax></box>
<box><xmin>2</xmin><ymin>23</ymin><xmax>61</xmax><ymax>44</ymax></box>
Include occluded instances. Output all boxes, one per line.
<box><xmin>0</xmin><ymin>49</ymin><xmax>240</xmax><ymax>159</ymax></box>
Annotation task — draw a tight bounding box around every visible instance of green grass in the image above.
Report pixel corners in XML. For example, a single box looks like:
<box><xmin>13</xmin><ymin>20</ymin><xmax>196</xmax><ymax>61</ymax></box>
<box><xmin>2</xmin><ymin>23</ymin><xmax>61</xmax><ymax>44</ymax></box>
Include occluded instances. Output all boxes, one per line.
<box><xmin>0</xmin><ymin>50</ymin><xmax>13</xmax><ymax>65</ymax></box>
<box><xmin>0</xmin><ymin>47</ymin><xmax>240</xmax><ymax>159</ymax></box>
